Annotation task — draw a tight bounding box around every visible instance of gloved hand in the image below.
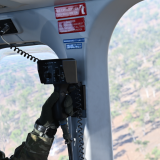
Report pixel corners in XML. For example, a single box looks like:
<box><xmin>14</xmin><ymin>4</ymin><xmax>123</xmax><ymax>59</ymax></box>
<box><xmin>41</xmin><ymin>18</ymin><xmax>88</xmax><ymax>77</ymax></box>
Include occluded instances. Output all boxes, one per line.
<box><xmin>38</xmin><ymin>91</ymin><xmax>74</xmax><ymax>127</ymax></box>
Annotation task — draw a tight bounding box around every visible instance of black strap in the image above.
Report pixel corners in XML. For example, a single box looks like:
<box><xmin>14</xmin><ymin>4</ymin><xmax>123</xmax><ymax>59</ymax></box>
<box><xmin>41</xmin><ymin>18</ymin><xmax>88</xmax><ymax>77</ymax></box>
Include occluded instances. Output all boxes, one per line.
<box><xmin>67</xmin><ymin>144</ymin><xmax>73</xmax><ymax>160</ymax></box>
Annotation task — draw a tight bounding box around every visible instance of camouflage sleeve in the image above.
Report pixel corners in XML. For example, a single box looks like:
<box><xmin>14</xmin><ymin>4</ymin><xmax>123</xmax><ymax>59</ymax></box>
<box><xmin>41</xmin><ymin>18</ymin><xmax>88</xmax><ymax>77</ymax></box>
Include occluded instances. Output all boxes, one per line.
<box><xmin>8</xmin><ymin>130</ymin><xmax>54</xmax><ymax>160</ymax></box>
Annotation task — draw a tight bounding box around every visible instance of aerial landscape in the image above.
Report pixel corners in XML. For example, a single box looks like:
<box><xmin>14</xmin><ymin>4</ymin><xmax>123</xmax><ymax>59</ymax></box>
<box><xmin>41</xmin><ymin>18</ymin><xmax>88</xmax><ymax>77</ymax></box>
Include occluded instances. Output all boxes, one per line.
<box><xmin>109</xmin><ymin>0</ymin><xmax>160</xmax><ymax>159</ymax></box>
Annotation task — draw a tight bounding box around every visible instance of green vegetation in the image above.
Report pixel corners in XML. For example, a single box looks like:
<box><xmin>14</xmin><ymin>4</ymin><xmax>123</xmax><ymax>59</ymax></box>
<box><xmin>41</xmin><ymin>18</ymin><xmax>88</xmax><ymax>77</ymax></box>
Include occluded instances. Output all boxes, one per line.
<box><xmin>145</xmin><ymin>147</ymin><xmax>160</xmax><ymax>160</ymax></box>
<box><xmin>58</xmin><ymin>155</ymin><xmax>69</xmax><ymax>160</ymax></box>
<box><xmin>134</xmin><ymin>140</ymin><xmax>150</xmax><ymax>153</ymax></box>
<box><xmin>10</xmin><ymin>129</ymin><xmax>21</xmax><ymax>144</ymax></box>
<box><xmin>109</xmin><ymin>0</ymin><xmax>160</xmax><ymax>159</ymax></box>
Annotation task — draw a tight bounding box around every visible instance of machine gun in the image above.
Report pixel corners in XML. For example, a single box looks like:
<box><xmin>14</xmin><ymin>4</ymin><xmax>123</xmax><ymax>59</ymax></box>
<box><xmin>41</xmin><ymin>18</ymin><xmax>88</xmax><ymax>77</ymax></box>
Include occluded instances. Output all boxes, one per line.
<box><xmin>37</xmin><ymin>59</ymin><xmax>78</xmax><ymax>144</ymax></box>
<box><xmin>37</xmin><ymin>59</ymin><xmax>84</xmax><ymax>160</ymax></box>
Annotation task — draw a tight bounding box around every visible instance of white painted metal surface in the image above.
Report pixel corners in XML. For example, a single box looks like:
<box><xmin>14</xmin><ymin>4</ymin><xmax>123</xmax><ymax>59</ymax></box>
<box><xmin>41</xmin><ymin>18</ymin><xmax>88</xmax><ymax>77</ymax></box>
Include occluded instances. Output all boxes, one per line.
<box><xmin>0</xmin><ymin>0</ymin><xmax>89</xmax><ymax>13</ymax></box>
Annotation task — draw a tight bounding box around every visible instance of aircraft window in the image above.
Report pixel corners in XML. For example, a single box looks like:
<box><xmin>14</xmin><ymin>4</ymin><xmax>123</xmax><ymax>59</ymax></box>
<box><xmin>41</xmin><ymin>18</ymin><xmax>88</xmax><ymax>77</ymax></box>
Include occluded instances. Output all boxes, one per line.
<box><xmin>109</xmin><ymin>0</ymin><xmax>160</xmax><ymax>160</ymax></box>
<box><xmin>0</xmin><ymin>45</ymin><xmax>69</xmax><ymax>160</ymax></box>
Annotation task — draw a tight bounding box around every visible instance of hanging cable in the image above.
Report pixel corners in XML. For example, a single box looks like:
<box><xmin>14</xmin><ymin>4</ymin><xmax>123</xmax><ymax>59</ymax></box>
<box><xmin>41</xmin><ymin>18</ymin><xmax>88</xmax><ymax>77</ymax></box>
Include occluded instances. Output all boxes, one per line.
<box><xmin>1</xmin><ymin>35</ymin><xmax>40</xmax><ymax>62</ymax></box>
<box><xmin>75</xmin><ymin>84</ymin><xmax>85</xmax><ymax>160</ymax></box>
<box><xmin>0</xmin><ymin>24</ymin><xmax>40</xmax><ymax>63</ymax></box>
<box><xmin>1</xmin><ymin>35</ymin><xmax>10</xmax><ymax>45</ymax></box>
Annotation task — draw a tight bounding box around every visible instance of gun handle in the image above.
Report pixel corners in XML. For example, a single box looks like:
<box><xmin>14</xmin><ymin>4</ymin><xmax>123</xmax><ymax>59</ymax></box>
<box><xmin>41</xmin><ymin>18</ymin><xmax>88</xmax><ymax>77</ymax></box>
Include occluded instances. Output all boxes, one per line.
<box><xmin>53</xmin><ymin>84</ymin><xmax>69</xmax><ymax>121</ymax></box>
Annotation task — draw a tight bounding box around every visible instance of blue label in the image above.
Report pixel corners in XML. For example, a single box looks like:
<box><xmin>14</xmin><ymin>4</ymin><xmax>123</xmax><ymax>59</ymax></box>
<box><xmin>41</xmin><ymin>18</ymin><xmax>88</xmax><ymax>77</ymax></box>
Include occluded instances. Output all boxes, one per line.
<box><xmin>63</xmin><ymin>38</ymin><xmax>85</xmax><ymax>43</ymax></box>
<box><xmin>66</xmin><ymin>43</ymin><xmax>82</xmax><ymax>49</ymax></box>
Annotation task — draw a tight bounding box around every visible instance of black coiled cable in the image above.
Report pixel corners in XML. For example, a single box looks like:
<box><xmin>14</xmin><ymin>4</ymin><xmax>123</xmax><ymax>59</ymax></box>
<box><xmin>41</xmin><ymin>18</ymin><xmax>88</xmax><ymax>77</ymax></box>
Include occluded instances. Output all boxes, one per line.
<box><xmin>75</xmin><ymin>84</ymin><xmax>84</xmax><ymax>160</ymax></box>
<box><xmin>1</xmin><ymin>34</ymin><xmax>40</xmax><ymax>62</ymax></box>
<box><xmin>10</xmin><ymin>45</ymin><xmax>40</xmax><ymax>62</ymax></box>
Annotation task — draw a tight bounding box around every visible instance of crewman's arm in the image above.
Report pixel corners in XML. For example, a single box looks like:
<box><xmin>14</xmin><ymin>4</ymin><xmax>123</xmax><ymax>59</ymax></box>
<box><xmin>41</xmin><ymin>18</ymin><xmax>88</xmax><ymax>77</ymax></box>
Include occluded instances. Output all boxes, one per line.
<box><xmin>0</xmin><ymin>91</ymin><xmax>73</xmax><ymax>160</ymax></box>
<box><xmin>9</xmin><ymin>128</ymin><xmax>55</xmax><ymax>160</ymax></box>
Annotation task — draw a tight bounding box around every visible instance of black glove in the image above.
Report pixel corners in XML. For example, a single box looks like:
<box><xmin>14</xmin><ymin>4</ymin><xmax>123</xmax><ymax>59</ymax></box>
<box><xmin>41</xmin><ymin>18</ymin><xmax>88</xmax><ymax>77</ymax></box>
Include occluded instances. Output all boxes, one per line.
<box><xmin>38</xmin><ymin>91</ymin><xmax>73</xmax><ymax>127</ymax></box>
<box><xmin>0</xmin><ymin>151</ymin><xmax>5</xmax><ymax>159</ymax></box>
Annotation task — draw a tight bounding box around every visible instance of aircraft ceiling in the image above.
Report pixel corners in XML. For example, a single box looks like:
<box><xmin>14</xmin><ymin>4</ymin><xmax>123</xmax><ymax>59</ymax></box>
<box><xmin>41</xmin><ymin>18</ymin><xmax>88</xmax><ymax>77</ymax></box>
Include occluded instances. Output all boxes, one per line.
<box><xmin>0</xmin><ymin>0</ymin><xmax>90</xmax><ymax>13</ymax></box>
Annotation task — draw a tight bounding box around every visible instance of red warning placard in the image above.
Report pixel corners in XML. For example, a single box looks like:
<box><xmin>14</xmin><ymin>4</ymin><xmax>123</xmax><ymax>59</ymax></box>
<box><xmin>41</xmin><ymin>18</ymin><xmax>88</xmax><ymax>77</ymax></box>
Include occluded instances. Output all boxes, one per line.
<box><xmin>55</xmin><ymin>3</ymin><xmax>87</xmax><ymax>19</ymax></box>
<box><xmin>58</xmin><ymin>17</ymin><xmax>85</xmax><ymax>34</ymax></box>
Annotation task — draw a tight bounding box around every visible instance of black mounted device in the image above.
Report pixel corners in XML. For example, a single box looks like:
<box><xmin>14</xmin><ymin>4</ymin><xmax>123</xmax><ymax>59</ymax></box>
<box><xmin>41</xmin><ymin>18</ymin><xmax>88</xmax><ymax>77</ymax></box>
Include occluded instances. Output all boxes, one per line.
<box><xmin>37</xmin><ymin>58</ymin><xmax>78</xmax><ymax>84</ymax></box>
<box><xmin>37</xmin><ymin>58</ymin><xmax>86</xmax><ymax>118</ymax></box>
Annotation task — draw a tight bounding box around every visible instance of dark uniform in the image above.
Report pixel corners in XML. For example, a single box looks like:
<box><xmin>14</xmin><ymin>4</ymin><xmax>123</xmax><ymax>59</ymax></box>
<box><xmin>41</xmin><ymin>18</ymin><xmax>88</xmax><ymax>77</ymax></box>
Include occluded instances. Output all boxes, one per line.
<box><xmin>0</xmin><ymin>129</ymin><xmax>54</xmax><ymax>160</ymax></box>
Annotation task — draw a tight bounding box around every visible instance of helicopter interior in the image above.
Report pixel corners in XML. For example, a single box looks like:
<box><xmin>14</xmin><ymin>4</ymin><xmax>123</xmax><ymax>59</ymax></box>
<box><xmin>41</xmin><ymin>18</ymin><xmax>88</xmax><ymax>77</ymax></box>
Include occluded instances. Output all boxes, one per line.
<box><xmin>0</xmin><ymin>0</ymin><xmax>146</xmax><ymax>160</ymax></box>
